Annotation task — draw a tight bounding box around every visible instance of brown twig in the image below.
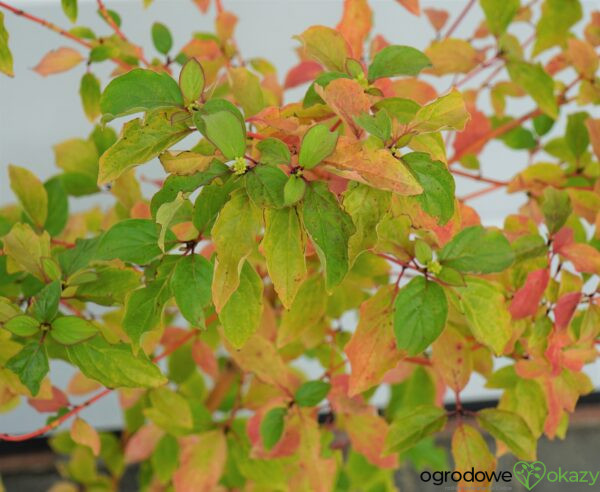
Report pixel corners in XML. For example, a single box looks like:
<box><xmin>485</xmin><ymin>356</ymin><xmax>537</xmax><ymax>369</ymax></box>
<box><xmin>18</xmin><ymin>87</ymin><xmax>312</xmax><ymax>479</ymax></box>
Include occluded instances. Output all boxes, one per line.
<box><xmin>443</xmin><ymin>0</ymin><xmax>476</xmax><ymax>39</ymax></box>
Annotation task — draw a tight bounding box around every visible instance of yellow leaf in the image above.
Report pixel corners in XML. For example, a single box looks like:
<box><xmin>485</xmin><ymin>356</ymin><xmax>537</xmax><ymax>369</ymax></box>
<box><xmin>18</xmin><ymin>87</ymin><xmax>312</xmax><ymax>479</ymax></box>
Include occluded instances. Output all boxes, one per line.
<box><xmin>159</xmin><ymin>151</ymin><xmax>216</xmax><ymax>175</ymax></box>
<box><xmin>71</xmin><ymin>417</ymin><xmax>101</xmax><ymax>456</ymax></box>
<box><xmin>425</xmin><ymin>39</ymin><xmax>482</xmax><ymax>75</ymax></box>
<box><xmin>295</xmin><ymin>25</ymin><xmax>350</xmax><ymax>72</ymax></box>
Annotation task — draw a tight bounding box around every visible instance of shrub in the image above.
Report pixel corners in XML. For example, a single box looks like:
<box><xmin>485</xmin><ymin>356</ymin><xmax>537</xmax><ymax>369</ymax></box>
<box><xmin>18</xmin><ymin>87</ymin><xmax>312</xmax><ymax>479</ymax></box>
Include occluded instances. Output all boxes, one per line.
<box><xmin>0</xmin><ymin>0</ymin><xmax>599</xmax><ymax>490</ymax></box>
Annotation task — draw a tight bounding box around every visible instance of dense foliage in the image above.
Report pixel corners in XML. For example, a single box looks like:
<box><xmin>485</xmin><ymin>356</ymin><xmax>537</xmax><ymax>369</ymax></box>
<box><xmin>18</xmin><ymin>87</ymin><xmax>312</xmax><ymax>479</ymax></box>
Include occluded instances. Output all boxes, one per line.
<box><xmin>0</xmin><ymin>0</ymin><xmax>599</xmax><ymax>490</ymax></box>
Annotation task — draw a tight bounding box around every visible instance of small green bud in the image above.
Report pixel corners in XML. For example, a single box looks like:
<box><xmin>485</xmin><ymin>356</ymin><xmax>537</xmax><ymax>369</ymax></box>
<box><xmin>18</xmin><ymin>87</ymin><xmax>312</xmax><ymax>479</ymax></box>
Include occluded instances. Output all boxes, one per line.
<box><xmin>233</xmin><ymin>156</ymin><xmax>248</xmax><ymax>175</ymax></box>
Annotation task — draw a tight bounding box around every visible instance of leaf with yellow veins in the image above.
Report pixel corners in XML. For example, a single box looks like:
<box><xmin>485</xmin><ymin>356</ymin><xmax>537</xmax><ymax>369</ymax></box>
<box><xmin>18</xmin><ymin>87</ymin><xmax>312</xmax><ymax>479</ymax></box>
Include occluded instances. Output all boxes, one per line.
<box><xmin>261</xmin><ymin>207</ymin><xmax>307</xmax><ymax>309</ymax></box>
<box><xmin>211</xmin><ymin>190</ymin><xmax>262</xmax><ymax>311</ymax></box>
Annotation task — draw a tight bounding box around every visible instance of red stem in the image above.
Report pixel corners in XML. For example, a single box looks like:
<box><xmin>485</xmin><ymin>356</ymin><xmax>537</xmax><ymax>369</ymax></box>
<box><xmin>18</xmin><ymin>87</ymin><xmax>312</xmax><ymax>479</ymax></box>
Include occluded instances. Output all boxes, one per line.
<box><xmin>0</xmin><ymin>326</ymin><xmax>202</xmax><ymax>442</ymax></box>
<box><xmin>444</xmin><ymin>0</ymin><xmax>476</xmax><ymax>39</ymax></box>
<box><xmin>451</xmin><ymin>169</ymin><xmax>508</xmax><ymax>187</ymax></box>
<box><xmin>459</xmin><ymin>182</ymin><xmax>505</xmax><ymax>201</ymax></box>
<box><xmin>0</xmin><ymin>1</ymin><xmax>92</xmax><ymax>49</ymax></box>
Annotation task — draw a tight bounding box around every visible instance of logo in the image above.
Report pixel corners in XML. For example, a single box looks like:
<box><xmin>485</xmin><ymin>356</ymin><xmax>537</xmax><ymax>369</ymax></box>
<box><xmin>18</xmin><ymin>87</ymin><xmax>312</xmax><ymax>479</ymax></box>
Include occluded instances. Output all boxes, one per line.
<box><xmin>513</xmin><ymin>461</ymin><xmax>546</xmax><ymax>490</ymax></box>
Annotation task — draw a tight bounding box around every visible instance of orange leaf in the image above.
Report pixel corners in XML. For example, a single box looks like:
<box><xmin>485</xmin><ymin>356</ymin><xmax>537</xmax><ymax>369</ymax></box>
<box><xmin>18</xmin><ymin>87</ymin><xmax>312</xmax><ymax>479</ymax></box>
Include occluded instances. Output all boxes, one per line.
<box><xmin>284</xmin><ymin>60</ymin><xmax>323</xmax><ymax>89</ymax></box>
<box><xmin>391</xmin><ymin>78</ymin><xmax>437</xmax><ymax>104</ymax></box>
<box><xmin>325</xmin><ymin>137</ymin><xmax>423</xmax><ymax>194</ymax></box>
<box><xmin>124</xmin><ymin>423</ymin><xmax>164</xmax><ymax>463</ymax></box>
<box><xmin>191</xmin><ymin>339</ymin><xmax>218</xmax><ymax>378</ymax></box>
<box><xmin>509</xmin><ymin>268</ymin><xmax>550</xmax><ymax>320</ymax></box>
<box><xmin>174</xmin><ymin>431</ymin><xmax>227</xmax><ymax>492</ymax></box>
<box><xmin>453</xmin><ymin>98</ymin><xmax>492</xmax><ymax>157</ymax></box>
<box><xmin>345</xmin><ymin>286</ymin><xmax>401</xmax><ymax>396</ymax></box>
<box><xmin>66</xmin><ymin>372</ymin><xmax>102</xmax><ymax>396</ymax></box>
<box><xmin>369</xmin><ymin>34</ymin><xmax>390</xmax><ymax>59</ymax></box>
<box><xmin>71</xmin><ymin>418</ymin><xmax>101</xmax><ymax>456</ymax></box>
<box><xmin>554</xmin><ymin>228</ymin><xmax>600</xmax><ymax>275</ymax></box>
<box><xmin>215</xmin><ymin>10</ymin><xmax>237</xmax><ymax>42</ymax></box>
<box><xmin>316</xmin><ymin>78</ymin><xmax>371</xmax><ymax>138</ymax></box>
<box><xmin>329</xmin><ymin>376</ymin><xmax>397</xmax><ymax>469</ymax></box>
<box><xmin>585</xmin><ymin>118</ymin><xmax>600</xmax><ymax>161</ymax></box>
<box><xmin>336</xmin><ymin>0</ymin><xmax>373</xmax><ymax>59</ymax></box>
<box><xmin>192</xmin><ymin>0</ymin><xmax>210</xmax><ymax>13</ymax></box>
<box><xmin>33</xmin><ymin>47</ymin><xmax>84</xmax><ymax>76</ymax></box>
<box><xmin>431</xmin><ymin>326</ymin><xmax>472</xmax><ymax>391</ymax></box>
<box><xmin>28</xmin><ymin>386</ymin><xmax>69</xmax><ymax>412</ymax></box>
<box><xmin>396</xmin><ymin>0</ymin><xmax>420</xmax><ymax>16</ymax></box>
<box><xmin>424</xmin><ymin>8</ymin><xmax>449</xmax><ymax>32</ymax></box>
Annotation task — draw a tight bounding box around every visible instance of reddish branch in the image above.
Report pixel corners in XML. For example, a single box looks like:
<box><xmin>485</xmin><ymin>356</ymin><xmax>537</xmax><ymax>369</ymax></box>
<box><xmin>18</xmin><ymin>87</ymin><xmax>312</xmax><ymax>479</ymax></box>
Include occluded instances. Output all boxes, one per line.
<box><xmin>0</xmin><ymin>1</ymin><xmax>93</xmax><ymax>49</ymax></box>
<box><xmin>96</xmin><ymin>0</ymin><xmax>150</xmax><ymax>67</ymax></box>
<box><xmin>443</xmin><ymin>0</ymin><xmax>476</xmax><ymax>39</ymax></box>
<box><xmin>0</xmin><ymin>328</ymin><xmax>200</xmax><ymax>442</ymax></box>
<box><xmin>459</xmin><ymin>182</ymin><xmax>505</xmax><ymax>201</ymax></box>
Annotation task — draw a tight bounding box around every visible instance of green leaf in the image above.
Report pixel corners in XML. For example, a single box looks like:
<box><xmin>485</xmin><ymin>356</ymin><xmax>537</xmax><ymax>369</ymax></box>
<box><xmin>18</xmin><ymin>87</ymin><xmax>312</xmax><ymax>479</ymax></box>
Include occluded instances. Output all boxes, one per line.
<box><xmin>565</xmin><ymin>111</ymin><xmax>589</xmax><ymax>158</ymax></box>
<box><xmin>179</xmin><ymin>58</ymin><xmax>205</xmax><ymax>105</ymax></box>
<box><xmin>66</xmin><ymin>336</ymin><xmax>167</xmax><ymax>388</ymax></box>
<box><xmin>245</xmin><ymin>165</ymin><xmax>288</xmax><ymax>208</ymax></box>
<box><xmin>43</xmin><ymin>177</ymin><xmax>69</xmax><ymax>237</ymax></box>
<box><xmin>6</xmin><ymin>342</ymin><xmax>49</xmax><ymax>396</ymax></box>
<box><xmin>122</xmin><ymin>277</ymin><xmax>171</xmax><ymax>351</ymax></box>
<box><xmin>506</xmin><ymin>60</ymin><xmax>558</xmax><ymax>119</ymax></box>
<box><xmin>343</xmin><ymin>182</ymin><xmax>390</xmax><ymax>264</ymax></box>
<box><xmin>155</xmin><ymin>192</ymin><xmax>188</xmax><ymax>251</ymax></box>
<box><xmin>438</xmin><ymin>226</ymin><xmax>514</xmax><ymax>274</ymax></box>
<box><xmin>533</xmin><ymin>0</ymin><xmax>582</xmax><ymax>55</ymax></box>
<box><xmin>480</xmin><ymin>0</ymin><xmax>519</xmax><ymax>36</ymax></box>
<box><xmin>219</xmin><ymin>261</ymin><xmax>263</xmax><ymax>348</ymax></box>
<box><xmin>283</xmin><ymin>176</ymin><xmax>306</xmax><ymax>206</ymax></box>
<box><xmin>354</xmin><ymin>110</ymin><xmax>392</xmax><ymax>142</ymax></box>
<box><xmin>541</xmin><ymin>187</ymin><xmax>572</xmax><ymax>234</ymax></box>
<box><xmin>193</xmin><ymin>100</ymin><xmax>246</xmax><ymax>160</ymax></box>
<box><xmin>262</xmin><ymin>207</ymin><xmax>307</xmax><ymax>308</ymax></box>
<box><xmin>277</xmin><ymin>274</ymin><xmax>327</xmax><ymax>347</ymax></box>
<box><xmin>171</xmin><ymin>255</ymin><xmax>213</xmax><ymax>326</ymax></box>
<box><xmin>402</xmin><ymin>152</ymin><xmax>455</xmax><ymax>225</ymax></box>
<box><xmin>98</xmin><ymin>109</ymin><xmax>193</xmax><ymax>184</ymax></box>
<box><xmin>394</xmin><ymin>277</ymin><xmax>448</xmax><ymax>356</ymax></box>
<box><xmin>260</xmin><ymin>407</ymin><xmax>286</xmax><ymax>451</ymax></box>
<box><xmin>301</xmin><ymin>182</ymin><xmax>355</xmax><ymax>290</ymax></box>
<box><xmin>61</xmin><ymin>0</ymin><xmax>78</xmax><ymax>22</ymax></box>
<box><xmin>152</xmin><ymin>160</ymin><xmax>229</xmax><ymax>217</ymax></box>
<box><xmin>79</xmin><ymin>72</ymin><xmax>101</xmax><ymax>122</ymax></box>
<box><xmin>211</xmin><ymin>191</ymin><xmax>262</xmax><ymax>311</ymax></box>
<box><xmin>31</xmin><ymin>281</ymin><xmax>61</xmax><ymax>323</ymax></box>
<box><xmin>412</xmin><ymin>90</ymin><xmax>469</xmax><ymax>132</ymax></box>
<box><xmin>4</xmin><ymin>315</ymin><xmax>40</xmax><ymax>337</ymax></box>
<box><xmin>257</xmin><ymin>138</ymin><xmax>291</xmax><ymax>166</ymax></box>
<box><xmin>374</xmin><ymin>98</ymin><xmax>420</xmax><ymax>124</ymax></box>
<box><xmin>151</xmin><ymin>22</ymin><xmax>172</xmax><ymax>54</ymax></box>
<box><xmin>533</xmin><ymin>114</ymin><xmax>555</xmax><ymax>136</ymax></box>
<box><xmin>457</xmin><ymin>278</ymin><xmax>512</xmax><ymax>355</ymax></box>
<box><xmin>476</xmin><ymin>409</ymin><xmax>536</xmax><ymax>460</ymax></box>
<box><xmin>0</xmin><ymin>12</ymin><xmax>14</xmax><ymax>77</ymax></box>
<box><xmin>229</xmin><ymin>66</ymin><xmax>265</xmax><ymax>117</ymax></box>
<box><xmin>385</xmin><ymin>404</ymin><xmax>447</xmax><ymax>454</ymax></box>
<box><xmin>145</xmin><ymin>387</ymin><xmax>193</xmax><ymax>432</ymax></box>
<box><xmin>298</xmin><ymin>124</ymin><xmax>338</xmax><ymax>170</ymax></box>
<box><xmin>100</xmin><ymin>69</ymin><xmax>183</xmax><ymax>121</ymax></box>
<box><xmin>152</xmin><ymin>434</ymin><xmax>179</xmax><ymax>485</ymax></box>
<box><xmin>367</xmin><ymin>45</ymin><xmax>431</xmax><ymax>82</ymax></box>
<box><xmin>294</xmin><ymin>381</ymin><xmax>330</xmax><ymax>407</ymax></box>
<box><xmin>9</xmin><ymin>164</ymin><xmax>48</xmax><ymax>227</ymax></box>
<box><xmin>97</xmin><ymin>219</ymin><xmax>174</xmax><ymax>264</ymax></box>
<box><xmin>303</xmin><ymin>72</ymin><xmax>350</xmax><ymax>108</ymax></box>
<box><xmin>50</xmin><ymin>316</ymin><xmax>97</xmax><ymax>345</ymax></box>
<box><xmin>192</xmin><ymin>177</ymin><xmax>237</xmax><ymax>234</ymax></box>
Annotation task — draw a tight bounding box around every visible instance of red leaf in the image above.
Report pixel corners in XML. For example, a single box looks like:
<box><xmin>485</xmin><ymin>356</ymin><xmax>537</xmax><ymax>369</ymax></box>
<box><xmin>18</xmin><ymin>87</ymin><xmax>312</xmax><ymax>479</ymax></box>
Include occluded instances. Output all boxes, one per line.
<box><xmin>28</xmin><ymin>386</ymin><xmax>69</xmax><ymax>412</ymax></box>
<box><xmin>554</xmin><ymin>292</ymin><xmax>582</xmax><ymax>330</ymax></box>
<box><xmin>396</xmin><ymin>0</ymin><xmax>420</xmax><ymax>16</ymax></box>
<box><xmin>553</xmin><ymin>228</ymin><xmax>600</xmax><ymax>275</ymax></box>
<box><xmin>509</xmin><ymin>269</ymin><xmax>550</xmax><ymax>320</ymax></box>
<box><xmin>284</xmin><ymin>60</ymin><xmax>323</xmax><ymax>89</ymax></box>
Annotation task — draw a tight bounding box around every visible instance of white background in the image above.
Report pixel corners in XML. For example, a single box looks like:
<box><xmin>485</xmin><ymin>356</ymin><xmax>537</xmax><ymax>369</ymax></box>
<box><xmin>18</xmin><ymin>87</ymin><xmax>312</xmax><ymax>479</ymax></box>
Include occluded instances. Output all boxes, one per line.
<box><xmin>0</xmin><ymin>0</ymin><xmax>598</xmax><ymax>434</ymax></box>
